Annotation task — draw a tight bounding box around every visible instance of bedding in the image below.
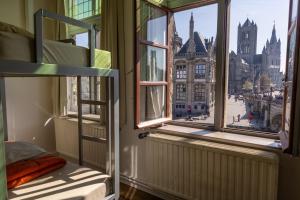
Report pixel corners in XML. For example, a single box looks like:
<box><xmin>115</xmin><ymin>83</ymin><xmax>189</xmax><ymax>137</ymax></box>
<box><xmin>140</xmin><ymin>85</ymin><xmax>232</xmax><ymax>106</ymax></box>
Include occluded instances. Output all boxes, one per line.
<box><xmin>7</xmin><ymin>154</ymin><xmax>66</xmax><ymax>189</ymax></box>
<box><xmin>0</xmin><ymin>31</ymin><xmax>111</xmax><ymax>68</ymax></box>
<box><xmin>0</xmin><ymin>21</ymin><xmax>33</xmax><ymax>38</ymax></box>
<box><xmin>8</xmin><ymin>162</ymin><xmax>110</xmax><ymax>200</ymax></box>
<box><xmin>5</xmin><ymin>141</ymin><xmax>46</xmax><ymax>165</ymax></box>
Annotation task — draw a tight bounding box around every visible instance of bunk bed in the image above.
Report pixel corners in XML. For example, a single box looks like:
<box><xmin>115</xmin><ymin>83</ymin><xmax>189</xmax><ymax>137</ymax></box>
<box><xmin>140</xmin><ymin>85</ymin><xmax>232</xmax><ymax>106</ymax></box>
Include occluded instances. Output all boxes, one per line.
<box><xmin>0</xmin><ymin>9</ymin><xmax>119</xmax><ymax>200</ymax></box>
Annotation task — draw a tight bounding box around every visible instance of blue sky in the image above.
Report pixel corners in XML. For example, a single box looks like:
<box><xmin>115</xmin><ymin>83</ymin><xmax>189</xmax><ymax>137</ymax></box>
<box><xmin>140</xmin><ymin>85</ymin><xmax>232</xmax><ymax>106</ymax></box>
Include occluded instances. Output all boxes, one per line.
<box><xmin>174</xmin><ymin>0</ymin><xmax>290</xmax><ymax>72</ymax></box>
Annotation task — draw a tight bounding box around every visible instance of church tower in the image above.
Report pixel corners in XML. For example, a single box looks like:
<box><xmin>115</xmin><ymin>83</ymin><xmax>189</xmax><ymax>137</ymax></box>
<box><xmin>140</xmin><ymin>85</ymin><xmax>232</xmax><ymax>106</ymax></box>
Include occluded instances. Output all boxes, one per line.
<box><xmin>262</xmin><ymin>24</ymin><xmax>281</xmax><ymax>67</ymax></box>
<box><xmin>237</xmin><ymin>18</ymin><xmax>258</xmax><ymax>64</ymax></box>
<box><xmin>187</xmin><ymin>13</ymin><xmax>195</xmax><ymax>53</ymax></box>
<box><xmin>173</xmin><ymin>20</ymin><xmax>182</xmax><ymax>54</ymax></box>
<box><xmin>261</xmin><ymin>23</ymin><xmax>282</xmax><ymax>87</ymax></box>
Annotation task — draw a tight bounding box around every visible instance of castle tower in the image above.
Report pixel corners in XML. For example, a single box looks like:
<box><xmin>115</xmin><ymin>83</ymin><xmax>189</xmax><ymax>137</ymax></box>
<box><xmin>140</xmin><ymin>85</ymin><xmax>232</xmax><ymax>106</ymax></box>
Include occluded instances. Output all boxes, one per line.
<box><xmin>237</xmin><ymin>18</ymin><xmax>258</xmax><ymax>64</ymax></box>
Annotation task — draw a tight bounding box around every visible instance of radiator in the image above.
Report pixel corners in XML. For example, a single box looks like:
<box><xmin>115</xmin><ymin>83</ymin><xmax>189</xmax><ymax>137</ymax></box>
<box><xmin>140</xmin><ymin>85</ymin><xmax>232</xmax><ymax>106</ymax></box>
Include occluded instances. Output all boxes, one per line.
<box><xmin>144</xmin><ymin>134</ymin><xmax>279</xmax><ymax>200</ymax></box>
<box><xmin>54</xmin><ymin>118</ymin><xmax>107</xmax><ymax>169</ymax></box>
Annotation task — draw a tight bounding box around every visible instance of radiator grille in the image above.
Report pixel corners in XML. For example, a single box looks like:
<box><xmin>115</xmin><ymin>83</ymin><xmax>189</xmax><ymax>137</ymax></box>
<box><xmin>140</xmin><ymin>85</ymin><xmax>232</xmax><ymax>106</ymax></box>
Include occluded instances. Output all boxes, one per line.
<box><xmin>54</xmin><ymin>118</ymin><xmax>106</xmax><ymax>169</ymax></box>
<box><xmin>145</xmin><ymin>134</ymin><xmax>278</xmax><ymax>200</ymax></box>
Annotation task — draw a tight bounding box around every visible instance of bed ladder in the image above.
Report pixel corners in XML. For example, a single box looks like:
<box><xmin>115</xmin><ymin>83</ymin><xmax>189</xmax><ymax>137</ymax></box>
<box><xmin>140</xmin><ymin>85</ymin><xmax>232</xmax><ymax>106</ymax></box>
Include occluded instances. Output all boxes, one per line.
<box><xmin>76</xmin><ymin>76</ymin><xmax>110</xmax><ymax>166</ymax></box>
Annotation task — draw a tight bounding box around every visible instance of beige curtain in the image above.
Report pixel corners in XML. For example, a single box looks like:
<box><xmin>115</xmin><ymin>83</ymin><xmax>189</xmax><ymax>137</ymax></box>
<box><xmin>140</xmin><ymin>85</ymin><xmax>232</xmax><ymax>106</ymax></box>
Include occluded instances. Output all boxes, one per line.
<box><xmin>101</xmin><ymin>0</ymin><xmax>134</xmax><ymax>127</ymax></box>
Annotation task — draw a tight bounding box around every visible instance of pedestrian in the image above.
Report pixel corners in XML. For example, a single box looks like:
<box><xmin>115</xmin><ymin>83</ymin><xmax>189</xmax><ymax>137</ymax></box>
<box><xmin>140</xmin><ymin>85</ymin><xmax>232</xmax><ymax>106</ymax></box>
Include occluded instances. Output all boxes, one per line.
<box><xmin>233</xmin><ymin>116</ymin><xmax>235</xmax><ymax>124</ymax></box>
<box><xmin>237</xmin><ymin>114</ymin><xmax>240</xmax><ymax>122</ymax></box>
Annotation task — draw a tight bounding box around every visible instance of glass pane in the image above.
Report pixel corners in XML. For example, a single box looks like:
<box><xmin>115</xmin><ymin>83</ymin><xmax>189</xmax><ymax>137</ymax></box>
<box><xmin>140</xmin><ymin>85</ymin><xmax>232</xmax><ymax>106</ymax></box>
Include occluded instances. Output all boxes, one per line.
<box><xmin>172</xmin><ymin>4</ymin><xmax>217</xmax><ymax>124</ymax></box>
<box><xmin>284</xmin><ymin>0</ymin><xmax>299</xmax><ymax>133</ymax></box>
<box><xmin>67</xmin><ymin>77</ymin><xmax>103</xmax><ymax>116</ymax></box>
<box><xmin>226</xmin><ymin>0</ymin><xmax>289</xmax><ymax>133</ymax></box>
<box><xmin>140</xmin><ymin>0</ymin><xmax>167</xmax><ymax>45</ymax></box>
<box><xmin>75</xmin><ymin>32</ymin><xmax>89</xmax><ymax>48</ymax></box>
<box><xmin>140</xmin><ymin>45</ymin><xmax>166</xmax><ymax>81</ymax></box>
<box><xmin>284</xmin><ymin>84</ymin><xmax>293</xmax><ymax>132</ymax></box>
<box><xmin>140</xmin><ymin>86</ymin><xmax>166</xmax><ymax>122</ymax></box>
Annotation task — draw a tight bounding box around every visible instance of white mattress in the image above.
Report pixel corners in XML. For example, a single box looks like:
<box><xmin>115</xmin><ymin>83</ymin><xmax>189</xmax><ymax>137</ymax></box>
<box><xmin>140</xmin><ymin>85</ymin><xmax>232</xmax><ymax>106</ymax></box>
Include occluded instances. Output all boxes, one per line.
<box><xmin>0</xmin><ymin>31</ymin><xmax>111</xmax><ymax>68</ymax></box>
<box><xmin>8</xmin><ymin>162</ymin><xmax>111</xmax><ymax>200</ymax></box>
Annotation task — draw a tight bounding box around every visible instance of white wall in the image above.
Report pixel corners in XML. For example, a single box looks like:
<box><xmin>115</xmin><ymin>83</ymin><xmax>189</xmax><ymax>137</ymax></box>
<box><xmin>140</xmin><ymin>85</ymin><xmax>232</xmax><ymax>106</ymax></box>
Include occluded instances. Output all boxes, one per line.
<box><xmin>5</xmin><ymin>78</ymin><xmax>55</xmax><ymax>151</ymax></box>
<box><xmin>0</xmin><ymin>1</ymin><xmax>56</xmax><ymax>151</ymax></box>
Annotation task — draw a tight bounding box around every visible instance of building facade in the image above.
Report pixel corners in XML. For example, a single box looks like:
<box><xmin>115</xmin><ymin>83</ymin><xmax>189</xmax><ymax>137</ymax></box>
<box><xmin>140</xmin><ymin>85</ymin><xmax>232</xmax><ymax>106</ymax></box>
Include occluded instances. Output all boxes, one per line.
<box><xmin>173</xmin><ymin>13</ymin><xmax>216</xmax><ymax>119</ymax></box>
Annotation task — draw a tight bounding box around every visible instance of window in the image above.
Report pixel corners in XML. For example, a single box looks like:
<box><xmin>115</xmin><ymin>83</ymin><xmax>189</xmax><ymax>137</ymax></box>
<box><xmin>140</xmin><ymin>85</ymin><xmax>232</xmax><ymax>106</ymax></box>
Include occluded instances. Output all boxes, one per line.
<box><xmin>67</xmin><ymin>0</ymin><xmax>101</xmax><ymax>36</ymax></box>
<box><xmin>195</xmin><ymin>64</ymin><xmax>206</xmax><ymax>79</ymax></box>
<box><xmin>172</xmin><ymin>4</ymin><xmax>217</xmax><ymax>124</ymax></box>
<box><xmin>66</xmin><ymin>32</ymin><xmax>102</xmax><ymax>120</ymax></box>
<box><xmin>280</xmin><ymin>0</ymin><xmax>300</xmax><ymax>153</ymax></box>
<box><xmin>176</xmin><ymin>84</ymin><xmax>186</xmax><ymax>101</ymax></box>
<box><xmin>67</xmin><ymin>76</ymin><xmax>101</xmax><ymax>117</ymax></box>
<box><xmin>135</xmin><ymin>0</ymin><xmax>300</xmax><ymax>154</ymax></box>
<box><xmin>194</xmin><ymin>84</ymin><xmax>206</xmax><ymax>101</ymax></box>
<box><xmin>226</xmin><ymin>0</ymin><xmax>289</xmax><ymax>134</ymax></box>
<box><xmin>135</xmin><ymin>0</ymin><xmax>170</xmax><ymax>127</ymax></box>
<box><xmin>176</xmin><ymin>104</ymin><xmax>185</xmax><ymax>109</ymax></box>
<box><xmin>68</xmin><ymin>0</ymin><xmax>100</xmax><ymax>20</ymax></box>
<box><xmin>176</xmin><ymin>65</ymin><xmax>187</xmax><ymax>79</ymax></box>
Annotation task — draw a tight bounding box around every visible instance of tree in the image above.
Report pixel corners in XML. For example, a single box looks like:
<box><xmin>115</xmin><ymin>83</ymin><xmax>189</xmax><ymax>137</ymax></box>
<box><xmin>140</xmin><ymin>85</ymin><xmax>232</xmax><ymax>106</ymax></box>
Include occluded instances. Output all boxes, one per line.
<box><xmin>242</xmin><ymin>80</ymin><xmax>253</xmax><ymax>91</ymax></box>
<box><xmin>260</xmin><ymin>74</ymin><xmax>272</xmax><ymax>92</ymax></box>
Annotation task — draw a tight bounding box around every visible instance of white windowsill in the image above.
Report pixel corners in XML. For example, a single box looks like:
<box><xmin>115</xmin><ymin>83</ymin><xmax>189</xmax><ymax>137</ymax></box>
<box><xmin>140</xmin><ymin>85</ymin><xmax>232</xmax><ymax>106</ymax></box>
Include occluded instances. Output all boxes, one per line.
<box><xmin>151</xmin><ymin>125</ymin><xmax>282</xmax><ymax>151</ymax></box>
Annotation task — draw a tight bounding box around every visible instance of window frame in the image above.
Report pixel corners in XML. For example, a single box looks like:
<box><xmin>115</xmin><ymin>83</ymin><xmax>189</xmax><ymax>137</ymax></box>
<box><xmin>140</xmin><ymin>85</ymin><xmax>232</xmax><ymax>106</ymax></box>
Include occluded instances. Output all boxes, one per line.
<box><xmin>66</xmin><ymin>0</ymin><xmax>101</xmax><ymax>36</ymax></box>
<box><xmin>176</xmin><ymin>83</ymin><xmax>187</xmax><ymax>101</ymax></box>
<box><xmin>176</xmin><ymin>65</ymin><xmax>187</xmax><ymax>79</ymax></box>
<box><xmin>135</xmin><ymin>0</ymin><xmax>299</xmax><ymax>146</ymax></box>
<box><xmin>195</xmin><ymin>64</ymin><xmax>206</xmax><ymax>79</ymax></box>
<box><xmin>135</xmin><ymin>0</ymin><xmax>173</xmax><ymax>128</ymax></box>
<box><xmin>194</xmin><ymin>83</ymin><xmax>206</xmax><ymax>102</ymax></box>
<box><xmin>64</xmin><ymin>0</ymin><xmax>102</xmax><ymax>122</ymax></box>
<box><xmin>280</xmin><ymin>0</ymin><xmax>300</xmax><ymax>154</ymax></box>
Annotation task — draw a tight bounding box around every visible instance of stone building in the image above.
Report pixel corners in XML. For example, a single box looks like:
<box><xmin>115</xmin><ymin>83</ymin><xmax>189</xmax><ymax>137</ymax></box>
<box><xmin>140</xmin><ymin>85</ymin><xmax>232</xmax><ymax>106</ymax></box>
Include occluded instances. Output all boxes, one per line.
<box><xmin>173</xmin><ymin>13</ymin><xmax>216</xmax><ymax>119</ymax></box>
<box><xmin>229</xmin><ymin>19</ymin><xmax>284</xmax><ymax>95</ymax></box>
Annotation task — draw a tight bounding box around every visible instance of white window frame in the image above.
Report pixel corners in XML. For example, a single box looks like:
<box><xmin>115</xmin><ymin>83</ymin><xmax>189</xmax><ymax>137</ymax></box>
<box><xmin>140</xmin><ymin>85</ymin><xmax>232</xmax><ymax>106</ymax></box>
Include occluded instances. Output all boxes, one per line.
<box><xmin>176</xmin><ymin>65</ymin><xmax>187</xmax><ymax>79</ymax></box>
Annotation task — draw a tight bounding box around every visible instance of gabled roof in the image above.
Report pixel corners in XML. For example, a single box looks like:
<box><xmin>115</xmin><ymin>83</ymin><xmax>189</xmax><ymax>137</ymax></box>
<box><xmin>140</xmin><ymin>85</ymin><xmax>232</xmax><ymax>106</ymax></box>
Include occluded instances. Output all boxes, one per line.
<box><xmin>176</xmin><ymin>32</ymin><xmax>207</xmax><ymax>55</ymax></box>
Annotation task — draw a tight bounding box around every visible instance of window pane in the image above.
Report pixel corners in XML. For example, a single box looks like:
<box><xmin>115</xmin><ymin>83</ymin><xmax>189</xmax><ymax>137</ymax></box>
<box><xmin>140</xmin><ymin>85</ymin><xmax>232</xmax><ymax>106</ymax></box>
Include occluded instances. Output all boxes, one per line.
<box><xmin>140</xmin><ymin>0</ymin><xmax>167</xmax><ymax>45</ymax></box>
<box><xmin>175</xmin><ymin>83</ymin><xmax>186</xmax><ymax>101</ymax></box>
<box><xmin>67</xmin><ymin>76</ymin><xmax>102</xmax><ymax>116</ymax></box>
<box><xmin>195</xmin><ymin>64</ymin><xmax>206</xmax><ymax>79</ymax></box>
<box><xmin>284</xmin><ymin>0</ymin><xmax>299</xmax><ymax>134</ymax></box>
<box><xmin>140</xmin><ymin>86</ymin><xmax>166</xmax><ymax>122</ymax></box>
<box><xmin>176</xmin><ymin>65</ymin><xmax>187</xmax><ymax>79</ymax></box>
<box><xmin>75</xmin><ymin>32</ymin><xmax>89</xmax><ymax>48</ymax></box>
<box><xmin>140</xmin><ymin>45</ymin><xmax>166</xmax><ymax>81</ymax></box>
<box><xmin>70</xmin><ymin>0</ymin><xmax>100</xmax><ymax>20</ymax></box>
<box><xmin>226</xmin><ymin>0</ymin><xmax>289</xmax><ymax>132</ymax></box>
<box><xmin>173</xmin><ymin>4</ymin><xmax>217</xmax><ymax>124</ymax></box>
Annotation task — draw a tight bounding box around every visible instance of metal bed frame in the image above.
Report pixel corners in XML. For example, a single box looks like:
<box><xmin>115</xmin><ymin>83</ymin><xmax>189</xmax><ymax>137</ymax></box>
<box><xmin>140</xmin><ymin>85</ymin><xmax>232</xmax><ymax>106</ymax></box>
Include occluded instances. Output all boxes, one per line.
<box><xmin>0</xmin><ymin>9</ymin><xmax>119</xmax><ymax>200</ymax></box>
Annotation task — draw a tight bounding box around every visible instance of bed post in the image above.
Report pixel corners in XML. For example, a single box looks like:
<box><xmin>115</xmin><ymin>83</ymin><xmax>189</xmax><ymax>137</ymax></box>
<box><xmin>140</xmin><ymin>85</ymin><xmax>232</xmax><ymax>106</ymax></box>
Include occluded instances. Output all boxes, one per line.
<box><xmin>34</xmin><ymin>9</ymin><xmax>43</xmax><ymax>63</ymax></box>
<box><xmin>0</xmin><ymin>79</ymin><xmax>7</xmax><ymax>142</ymax></box>
<box><xmin>0</xmin><ymin>77</ymin><xmax>8</xmax><ymax>199</ymax></box>
<box><xmin>113</xmin><ymin>73</ymin><xmax>120</xmax><ymax>199</ymax></box>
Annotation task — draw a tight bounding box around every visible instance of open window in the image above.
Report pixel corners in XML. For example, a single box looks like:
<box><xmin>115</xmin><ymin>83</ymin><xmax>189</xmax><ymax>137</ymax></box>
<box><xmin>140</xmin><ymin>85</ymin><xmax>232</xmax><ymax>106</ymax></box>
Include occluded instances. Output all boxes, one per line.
<box><xmin>135</xmin><ymin>0</ymin><xmax>300</xmax><ymax>155</ymax></box>
<box><xmin>135</xmin><ymin>0</ymin><xmax>172</xmax><ymax>128</ymax></box>
<box><xmin>280</xmin><ymin>0</ymin><xmax>300</xmax><ymax>154</ymax></box>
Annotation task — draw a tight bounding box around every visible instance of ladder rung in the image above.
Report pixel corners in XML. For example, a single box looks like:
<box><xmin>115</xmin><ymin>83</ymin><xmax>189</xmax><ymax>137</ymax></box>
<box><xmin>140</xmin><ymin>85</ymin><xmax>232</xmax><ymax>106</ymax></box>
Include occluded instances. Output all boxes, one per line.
<box><xmin>79</xmin><ymin>100</ymin><xmax>106</xmax><ymax>105</ymax></box>
<box><xmin>81</xmin><ymin>134</ymin><xmax>107</xmax><ymax>143</ymax></box>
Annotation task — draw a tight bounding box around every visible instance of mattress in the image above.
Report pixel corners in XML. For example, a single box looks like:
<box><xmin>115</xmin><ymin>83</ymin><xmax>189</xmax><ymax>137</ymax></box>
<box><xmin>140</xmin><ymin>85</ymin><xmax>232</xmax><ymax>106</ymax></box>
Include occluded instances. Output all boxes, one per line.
<box><xmin>0</xmin><ymin>31</ymin><xmax>111</xmax><ymax>68</ymax></box>
<box><xmin>8</xmin><ymin>162</ymin><xmax>111</xmax><ymax>200</ymax></box>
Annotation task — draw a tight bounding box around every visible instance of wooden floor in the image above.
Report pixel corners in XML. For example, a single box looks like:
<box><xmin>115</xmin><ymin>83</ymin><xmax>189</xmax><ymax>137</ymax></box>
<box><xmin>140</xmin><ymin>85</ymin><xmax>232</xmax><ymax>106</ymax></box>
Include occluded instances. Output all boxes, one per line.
<box><xmin>120</xmin><ymin>183</ymin><xmax>163</xmax><ymax>200</ymax></box>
